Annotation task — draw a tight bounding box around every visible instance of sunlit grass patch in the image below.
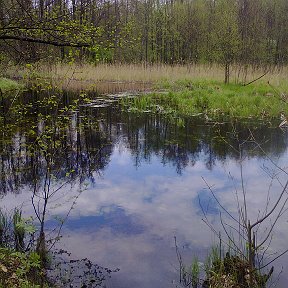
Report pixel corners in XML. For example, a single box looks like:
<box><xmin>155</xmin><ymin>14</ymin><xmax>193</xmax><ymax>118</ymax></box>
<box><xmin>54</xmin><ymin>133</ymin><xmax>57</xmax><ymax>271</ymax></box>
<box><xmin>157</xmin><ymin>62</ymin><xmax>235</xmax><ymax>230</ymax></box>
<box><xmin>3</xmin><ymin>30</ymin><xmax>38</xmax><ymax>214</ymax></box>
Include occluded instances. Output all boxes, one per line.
<box><xmin>124</xmin><ymin>80</ymin><xmax>288</xmax><ymax>120</ymax></box>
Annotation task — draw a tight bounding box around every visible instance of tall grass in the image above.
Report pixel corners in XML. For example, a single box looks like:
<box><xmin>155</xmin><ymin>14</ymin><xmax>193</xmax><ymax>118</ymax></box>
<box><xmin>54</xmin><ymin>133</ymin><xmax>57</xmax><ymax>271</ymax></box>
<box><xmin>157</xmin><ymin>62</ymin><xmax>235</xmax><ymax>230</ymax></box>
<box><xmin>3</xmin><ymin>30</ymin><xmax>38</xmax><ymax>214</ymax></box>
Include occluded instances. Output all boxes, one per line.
<box><xmin>0</xmin><ymin>78</ymin><xmax>22</xmax><ymax>92</ymax></box>
<box><xmin>4</xmin><ymin>63</ymin><xmax>288</xmax><ymax>91</ymax></box>
<box><xmin>180</xmin><ymin>245</ymin><xmax>272</xmax><ymax>288</ymax></box>
<box><xmin>0</xmin><ymin>210</ymin><xmax>9</xmax><ymax>247</ymax></box>
<box><xmin>13</xmin><ymin>209</ymin><xmax>25</xmax><ymax>252</ymax></box>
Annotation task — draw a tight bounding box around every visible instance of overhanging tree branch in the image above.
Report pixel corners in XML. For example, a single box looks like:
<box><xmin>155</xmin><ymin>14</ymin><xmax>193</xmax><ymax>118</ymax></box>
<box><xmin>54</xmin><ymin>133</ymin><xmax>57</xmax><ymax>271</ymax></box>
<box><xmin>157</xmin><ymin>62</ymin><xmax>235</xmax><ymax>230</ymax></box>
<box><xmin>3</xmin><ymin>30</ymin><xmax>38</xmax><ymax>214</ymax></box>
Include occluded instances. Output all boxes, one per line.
<box><xmin>0</xmin><ymin>35</ymin><xmax>90</xmax><ymax>47</ymax></box>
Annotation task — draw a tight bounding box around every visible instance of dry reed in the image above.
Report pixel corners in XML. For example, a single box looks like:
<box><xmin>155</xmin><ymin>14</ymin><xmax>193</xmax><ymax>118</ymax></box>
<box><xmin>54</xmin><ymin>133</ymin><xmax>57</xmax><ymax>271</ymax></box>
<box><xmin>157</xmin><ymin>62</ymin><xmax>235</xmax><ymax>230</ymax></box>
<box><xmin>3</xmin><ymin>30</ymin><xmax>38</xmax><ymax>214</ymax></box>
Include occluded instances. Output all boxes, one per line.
<box><xmin>4</xmin><ymin>62</ymin><xmax>288</xmax><ymax>92</ymax></box>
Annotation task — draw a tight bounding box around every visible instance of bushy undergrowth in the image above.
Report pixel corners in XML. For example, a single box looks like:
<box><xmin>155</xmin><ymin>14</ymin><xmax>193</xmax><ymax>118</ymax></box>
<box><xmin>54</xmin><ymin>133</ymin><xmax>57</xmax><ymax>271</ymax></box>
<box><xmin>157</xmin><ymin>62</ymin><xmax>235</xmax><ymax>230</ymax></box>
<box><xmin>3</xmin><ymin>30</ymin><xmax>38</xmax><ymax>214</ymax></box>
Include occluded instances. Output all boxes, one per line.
<box><xmin>0</xmin><ymin>78</ymin><xmax>23</xmax><ymax>93</ymax></box>
<box><xmin>0</xmin><ymin>248</ymin><xmax>44</xmax><ymax>288</ymax></box>
<box><xmin>180</xmin><ymin>247</ymin><xmax>273</xmax><ymax>288</ymax></box>
<box><xmin>0</xmin><ymin>206</ymin><xmax>116</xmax><ymax>288</ymax></box>
<box><xmin>0</xmin><ymin>209</ymin><xmax>47</xmax><ymax>288</ymax></box>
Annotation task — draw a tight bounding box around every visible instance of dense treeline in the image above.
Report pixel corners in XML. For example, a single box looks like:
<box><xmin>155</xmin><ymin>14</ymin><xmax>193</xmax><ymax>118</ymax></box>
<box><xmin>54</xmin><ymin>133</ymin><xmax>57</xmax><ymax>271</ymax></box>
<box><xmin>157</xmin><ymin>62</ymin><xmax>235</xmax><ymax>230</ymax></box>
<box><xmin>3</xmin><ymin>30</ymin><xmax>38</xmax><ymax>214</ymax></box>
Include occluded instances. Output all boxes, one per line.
<box><xmin>1</xmin><ymin>0</ymin><xmax>288</xmax><ymax>68</ymax></box>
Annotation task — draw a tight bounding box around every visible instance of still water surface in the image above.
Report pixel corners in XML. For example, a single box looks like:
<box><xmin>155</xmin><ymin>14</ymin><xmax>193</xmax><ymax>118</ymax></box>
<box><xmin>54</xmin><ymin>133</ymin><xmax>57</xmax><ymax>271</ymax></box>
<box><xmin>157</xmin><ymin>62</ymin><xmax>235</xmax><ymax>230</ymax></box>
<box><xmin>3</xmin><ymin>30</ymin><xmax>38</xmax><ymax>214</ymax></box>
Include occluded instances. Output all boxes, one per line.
<box><xmin>1</xmin><ymin>90</ymin><xmax>288</xmax><ymax>287</ymax></box>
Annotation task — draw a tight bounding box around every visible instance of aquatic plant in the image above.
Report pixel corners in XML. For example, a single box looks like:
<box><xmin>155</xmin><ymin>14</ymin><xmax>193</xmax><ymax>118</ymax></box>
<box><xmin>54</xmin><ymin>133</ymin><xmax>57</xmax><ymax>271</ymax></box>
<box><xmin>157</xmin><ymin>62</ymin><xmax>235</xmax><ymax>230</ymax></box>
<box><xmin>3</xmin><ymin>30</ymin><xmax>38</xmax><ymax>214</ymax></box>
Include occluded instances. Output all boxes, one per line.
<box><xmin>178</xmin><ymin>244</ymin><xmax>274</xmax><ymax>288</ymax></box>
<box><xmin>49</xmin><ymin>248</ymin><xmax>119</xmax><ymax>287</ymax></box>
<box><xmin>13</xmin><ymin>210</ymin><xmax>25</xmax><ymax>252</ymax></box>
<box><xmin>191</xmin><ymin>256</ymin><xmax>200</xmax><ymax>288</ymax></box>
<box><xmin>0</xmin><ymin>210</ymin><xmax>9</xmax><ymax>247</ymax></box>
<box><xmin>0</xmin><ymin>209</ymin><xmax>48</xmax><ymax>287</ymax></box>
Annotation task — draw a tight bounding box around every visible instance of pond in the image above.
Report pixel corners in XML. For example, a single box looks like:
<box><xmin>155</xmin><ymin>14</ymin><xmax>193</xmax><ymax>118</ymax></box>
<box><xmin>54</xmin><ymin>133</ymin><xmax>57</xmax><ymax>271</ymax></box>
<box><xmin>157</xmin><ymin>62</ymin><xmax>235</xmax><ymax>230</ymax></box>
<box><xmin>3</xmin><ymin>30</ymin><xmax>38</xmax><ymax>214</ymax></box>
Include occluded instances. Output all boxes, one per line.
<box><xmin>0</xmin><ymin>88</ymin><xmax>288</xmax><ymax>287</ymax></box>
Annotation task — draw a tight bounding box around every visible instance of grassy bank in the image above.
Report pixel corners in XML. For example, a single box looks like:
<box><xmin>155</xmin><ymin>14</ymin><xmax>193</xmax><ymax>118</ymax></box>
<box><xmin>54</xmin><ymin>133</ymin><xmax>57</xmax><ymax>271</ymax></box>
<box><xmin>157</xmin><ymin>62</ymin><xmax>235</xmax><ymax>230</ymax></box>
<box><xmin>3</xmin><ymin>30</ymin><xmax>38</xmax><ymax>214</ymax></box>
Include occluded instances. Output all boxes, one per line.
<box><xmin>124</xmin><ymin>80</ymin><xmax>288</xmax><ymax>120</ymax></box>
<box><xmin>3</xmin><ymin>63</ymin><xmax>288</xmax><ymax>120</ymax></box>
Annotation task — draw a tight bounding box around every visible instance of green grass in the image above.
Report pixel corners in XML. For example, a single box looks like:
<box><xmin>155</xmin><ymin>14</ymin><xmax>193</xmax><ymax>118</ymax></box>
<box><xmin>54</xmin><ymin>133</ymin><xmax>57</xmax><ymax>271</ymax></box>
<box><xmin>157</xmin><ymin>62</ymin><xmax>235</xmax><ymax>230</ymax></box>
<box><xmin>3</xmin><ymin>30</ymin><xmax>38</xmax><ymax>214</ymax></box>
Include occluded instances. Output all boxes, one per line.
<box><xmin>0</xmin><ymin>78</ymin><xmax>23</xmax><ymax>93</ymax></box>
<box><xmin>127</xmin><ymin>80</ymin><xmax>288</xmax><ymax>120</ymax></box>
<box><xmin>180</xmin><ymin>245</ymin><xmax>272</xmax><ymax>288</ymax></box>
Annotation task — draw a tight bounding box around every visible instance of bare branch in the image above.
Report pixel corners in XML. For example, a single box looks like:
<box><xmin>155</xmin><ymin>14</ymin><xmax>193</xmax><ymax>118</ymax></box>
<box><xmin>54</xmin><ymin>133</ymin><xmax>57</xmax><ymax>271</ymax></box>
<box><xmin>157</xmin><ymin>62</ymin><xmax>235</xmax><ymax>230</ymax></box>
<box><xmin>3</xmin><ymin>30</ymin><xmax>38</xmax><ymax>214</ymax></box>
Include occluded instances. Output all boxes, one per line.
<box><xmin>251</xmin><ymin>180</ymin><xmax>288</xmax><ymax>229</ymax></box>
<box><xmin>202</xmin><ymin>177</ymin><xmax>244</xmax><ymax>227</ymax></box>
<box><xmin>0</xmin><ymin>35</ymin><xmax>90</xmax><ymax>47</ymax></box>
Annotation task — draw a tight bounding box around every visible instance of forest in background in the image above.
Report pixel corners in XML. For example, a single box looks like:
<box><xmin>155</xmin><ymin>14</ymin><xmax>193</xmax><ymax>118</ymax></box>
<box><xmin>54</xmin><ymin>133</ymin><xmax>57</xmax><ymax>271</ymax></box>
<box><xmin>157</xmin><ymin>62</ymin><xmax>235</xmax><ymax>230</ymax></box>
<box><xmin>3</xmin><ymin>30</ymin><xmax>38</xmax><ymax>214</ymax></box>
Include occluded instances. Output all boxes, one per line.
<box><xmin>0</xmin><ymin>0</ymin><xmax>288</xmax><ymax>69</ymax></box>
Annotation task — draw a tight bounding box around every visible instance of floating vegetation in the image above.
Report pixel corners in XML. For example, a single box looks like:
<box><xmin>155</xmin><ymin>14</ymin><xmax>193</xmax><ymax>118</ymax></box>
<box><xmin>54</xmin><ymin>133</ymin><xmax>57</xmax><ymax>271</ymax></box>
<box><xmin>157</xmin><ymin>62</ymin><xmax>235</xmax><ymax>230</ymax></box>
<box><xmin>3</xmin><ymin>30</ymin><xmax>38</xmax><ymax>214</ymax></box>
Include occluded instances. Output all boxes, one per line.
<box><xmin>79</xmin><ymin>91</ymin><xmax>142</xmax><ymax>109</ymax></box>
<box><xmin>48</xmin><ymin>249</ymin><xmax>119</xmax><ymax>288</ymax></box>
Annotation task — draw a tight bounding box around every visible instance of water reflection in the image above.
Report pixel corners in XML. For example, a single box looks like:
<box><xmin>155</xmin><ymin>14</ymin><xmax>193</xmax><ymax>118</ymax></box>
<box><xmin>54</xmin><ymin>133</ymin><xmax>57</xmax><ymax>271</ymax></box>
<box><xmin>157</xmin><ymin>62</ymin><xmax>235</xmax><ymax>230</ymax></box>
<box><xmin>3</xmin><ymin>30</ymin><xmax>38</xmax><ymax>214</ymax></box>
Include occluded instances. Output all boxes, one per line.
<box><xmin>1</xmin><ymin>89</ymin><xmax>287</xmax><ymax>192</ymax></box>
<box><xmin>42</xmin><ymin>149</ymin><xmax>288</xmax><ymax>287</ymax></box>
<box><xmin>0</xmin><ymin>90</ymin><xmax>288</xmax><ymax>287</ymax></box>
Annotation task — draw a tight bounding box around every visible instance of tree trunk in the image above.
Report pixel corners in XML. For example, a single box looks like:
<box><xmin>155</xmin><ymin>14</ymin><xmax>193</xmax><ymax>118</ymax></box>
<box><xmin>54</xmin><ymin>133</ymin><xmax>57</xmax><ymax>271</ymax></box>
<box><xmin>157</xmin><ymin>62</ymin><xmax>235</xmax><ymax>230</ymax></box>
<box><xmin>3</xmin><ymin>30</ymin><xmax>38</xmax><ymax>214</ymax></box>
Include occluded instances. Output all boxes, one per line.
<box><xmin>224</xmin><ymin>63</ymin><xmax>230</xmax><ymax>84</ymax></box>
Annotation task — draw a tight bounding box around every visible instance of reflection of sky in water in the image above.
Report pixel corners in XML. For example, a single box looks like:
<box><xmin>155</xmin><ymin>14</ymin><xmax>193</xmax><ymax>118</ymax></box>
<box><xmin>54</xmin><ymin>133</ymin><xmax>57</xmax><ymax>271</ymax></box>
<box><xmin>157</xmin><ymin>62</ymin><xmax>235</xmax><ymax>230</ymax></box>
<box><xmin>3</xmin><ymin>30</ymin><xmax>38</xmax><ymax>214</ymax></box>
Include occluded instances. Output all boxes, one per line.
<box><xmin>1</xmin><ymin>142</ymin><xmax>288</xmax><ymax>288</ymax></box>
<box><xmin>195</xmin><ymin>190</ymin><xmax>219</xmax><ymax>216</ymax></box>
<box><xmin>47</xmin><ymin>205</ymin><xmax>146</xmax><ymax>235</ymax></box>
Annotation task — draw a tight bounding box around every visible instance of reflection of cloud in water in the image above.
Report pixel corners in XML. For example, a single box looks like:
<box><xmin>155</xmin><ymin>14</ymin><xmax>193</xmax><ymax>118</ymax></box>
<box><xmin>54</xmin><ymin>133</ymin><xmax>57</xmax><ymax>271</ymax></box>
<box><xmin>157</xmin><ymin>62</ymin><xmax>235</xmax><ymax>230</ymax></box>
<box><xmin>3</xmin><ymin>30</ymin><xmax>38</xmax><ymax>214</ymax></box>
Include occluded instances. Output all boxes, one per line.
<box><xmin>196</xmin><ymin>190</ymin><xmax>219</xmax><ymax>216</ymax></box>
<box><xmin>47</xmin><ymin>206</ymin><xmax>145</xmax><ymax>235</ymax></box>
<box><xmin>1</xmin><ymin>147</ymin><xmax>288</xmax><ymax>287</ymax></box>
<box><xmin>57</xmin><ymin>152</ymin><xmax>288</xmax><ymax>287</ymax></box>
<box><xmin>60</xmin><ymin>229</ymin><xmax>178</xmax><ymax>288</ymax></box>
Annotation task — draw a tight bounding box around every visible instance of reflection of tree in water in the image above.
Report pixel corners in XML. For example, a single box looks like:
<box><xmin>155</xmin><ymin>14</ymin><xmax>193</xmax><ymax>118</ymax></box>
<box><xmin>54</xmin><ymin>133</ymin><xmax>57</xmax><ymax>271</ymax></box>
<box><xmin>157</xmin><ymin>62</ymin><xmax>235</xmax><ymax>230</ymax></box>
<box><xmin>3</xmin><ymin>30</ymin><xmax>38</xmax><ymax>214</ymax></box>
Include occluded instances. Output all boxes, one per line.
<box><xmin>0</xmin><ymin>91</ymin><xmax>113</xmax><ymax>195</ymax></box>
<box><xmin>1</xmin><ymin>90</ymin><xmax>287</xmax><ymax>288</ymax></box>
<box><xmin>1</xmin><ymin>90</ymin><xmax>287</xmax><ymax>193</ymax></box>
<box><xmin>0</xmin><ymin>89</ymin><xmax>118</xmax><ymax>287</ymax></box>
<box><xmin>112</xmin><ymin>114</ymin><xmax>288</xmax><ymax>174</ymax></box>
<box><xmin>118</xmin><ymin>114</ymin><xmax>199</xmax><ymax>174</ymax></box>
